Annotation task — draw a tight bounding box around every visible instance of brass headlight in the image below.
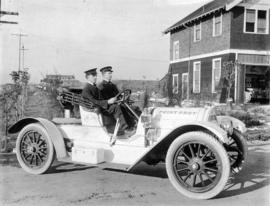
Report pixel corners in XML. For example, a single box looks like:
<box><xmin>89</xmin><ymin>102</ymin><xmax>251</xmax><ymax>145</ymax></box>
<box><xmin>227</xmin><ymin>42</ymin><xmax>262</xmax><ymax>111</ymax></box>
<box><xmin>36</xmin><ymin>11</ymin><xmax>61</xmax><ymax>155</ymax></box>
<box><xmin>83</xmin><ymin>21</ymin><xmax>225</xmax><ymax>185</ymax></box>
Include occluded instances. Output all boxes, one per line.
<box><xmin>220</xmin><ymin>119</ymin><xmax>233</xmax><ymax>135</ymax></box>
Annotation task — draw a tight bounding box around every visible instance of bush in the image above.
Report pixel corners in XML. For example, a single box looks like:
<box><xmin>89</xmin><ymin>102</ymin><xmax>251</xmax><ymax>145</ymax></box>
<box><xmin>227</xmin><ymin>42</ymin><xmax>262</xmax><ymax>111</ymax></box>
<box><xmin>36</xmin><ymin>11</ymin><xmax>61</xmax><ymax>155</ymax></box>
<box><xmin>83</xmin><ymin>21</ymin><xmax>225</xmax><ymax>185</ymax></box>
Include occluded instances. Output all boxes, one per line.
<box><xmin>228</xmin><ymin>110</ymin><xmax>262</xmax><ymax>127</ymax></box>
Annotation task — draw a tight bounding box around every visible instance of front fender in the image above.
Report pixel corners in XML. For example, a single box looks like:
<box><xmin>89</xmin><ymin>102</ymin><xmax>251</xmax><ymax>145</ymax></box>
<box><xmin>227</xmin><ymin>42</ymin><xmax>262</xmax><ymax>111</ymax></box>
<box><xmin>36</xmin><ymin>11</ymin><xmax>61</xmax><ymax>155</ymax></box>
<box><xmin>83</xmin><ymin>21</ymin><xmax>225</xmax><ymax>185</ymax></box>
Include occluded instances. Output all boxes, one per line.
<box><xmin>8</xmin><ymin>117</ymin><xmax>67</xmax><ymax>159</ymax></box>
<box><xmin>128</xmin><ymin>121</ymin><xmax>228</xmax><ymax>171</ymax></box>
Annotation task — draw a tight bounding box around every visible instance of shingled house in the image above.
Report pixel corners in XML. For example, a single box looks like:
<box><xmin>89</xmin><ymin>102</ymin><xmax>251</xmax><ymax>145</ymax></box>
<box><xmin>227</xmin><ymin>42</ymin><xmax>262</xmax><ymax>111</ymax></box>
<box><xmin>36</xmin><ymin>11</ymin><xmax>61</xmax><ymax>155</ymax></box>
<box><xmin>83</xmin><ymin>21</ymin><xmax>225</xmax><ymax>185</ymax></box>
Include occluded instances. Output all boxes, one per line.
<box><xmin>164</xmin><ymin>0</ymin><xmax>270</xmax><ymax>104</ymax></box>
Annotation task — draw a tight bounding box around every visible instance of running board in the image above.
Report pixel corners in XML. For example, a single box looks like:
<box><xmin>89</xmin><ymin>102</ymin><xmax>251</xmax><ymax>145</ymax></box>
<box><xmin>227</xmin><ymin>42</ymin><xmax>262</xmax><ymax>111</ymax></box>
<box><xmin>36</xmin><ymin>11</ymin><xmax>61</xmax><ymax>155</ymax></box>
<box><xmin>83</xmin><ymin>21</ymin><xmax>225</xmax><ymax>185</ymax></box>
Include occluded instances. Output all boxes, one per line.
<box><xmin>58</xmin><ymin>157</ymin><xmax>129</xmax><ymax>171</ymax></box>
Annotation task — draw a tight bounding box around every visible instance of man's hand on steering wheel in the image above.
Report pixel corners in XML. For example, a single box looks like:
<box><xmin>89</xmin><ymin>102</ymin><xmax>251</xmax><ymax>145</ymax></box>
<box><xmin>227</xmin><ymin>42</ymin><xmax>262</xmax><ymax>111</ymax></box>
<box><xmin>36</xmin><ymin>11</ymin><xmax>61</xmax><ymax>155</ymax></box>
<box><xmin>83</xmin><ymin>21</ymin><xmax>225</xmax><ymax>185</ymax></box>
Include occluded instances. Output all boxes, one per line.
<box><xmin>115</xmin><ymin>89</ymin><xmax>131</xmax><ymax>104</ymax></box>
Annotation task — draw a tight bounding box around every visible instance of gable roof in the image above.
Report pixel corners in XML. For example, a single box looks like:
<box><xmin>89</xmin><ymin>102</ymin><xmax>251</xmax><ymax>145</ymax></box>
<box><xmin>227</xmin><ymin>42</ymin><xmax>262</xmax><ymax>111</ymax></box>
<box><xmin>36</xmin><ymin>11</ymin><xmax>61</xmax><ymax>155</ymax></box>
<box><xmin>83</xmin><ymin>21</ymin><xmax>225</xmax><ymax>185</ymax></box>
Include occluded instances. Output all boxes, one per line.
<box><xmin>164</xmin><ymin>0</ymin><xmax>242</xmax><ymax>34</ymax></box>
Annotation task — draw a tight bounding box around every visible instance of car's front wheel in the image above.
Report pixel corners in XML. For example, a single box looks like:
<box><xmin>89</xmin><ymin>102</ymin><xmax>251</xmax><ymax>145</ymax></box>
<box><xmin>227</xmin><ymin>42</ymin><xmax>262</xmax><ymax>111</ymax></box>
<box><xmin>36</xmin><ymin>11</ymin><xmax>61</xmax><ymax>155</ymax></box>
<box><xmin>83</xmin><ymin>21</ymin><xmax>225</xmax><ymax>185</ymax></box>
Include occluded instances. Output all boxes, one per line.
<box><xmin>225</xmin><ymin>129</ymin><xmax>248</xmax><ymax>174</ymax></box>
<box><xmin>16</xmin><ymin>123</ymin><xmax>55</xmax><ymax>175</ymax></box>
<box><xmin>166</xmin><ymin>131</ymin><xmax>230</xmax><ymax>199</ymax></box>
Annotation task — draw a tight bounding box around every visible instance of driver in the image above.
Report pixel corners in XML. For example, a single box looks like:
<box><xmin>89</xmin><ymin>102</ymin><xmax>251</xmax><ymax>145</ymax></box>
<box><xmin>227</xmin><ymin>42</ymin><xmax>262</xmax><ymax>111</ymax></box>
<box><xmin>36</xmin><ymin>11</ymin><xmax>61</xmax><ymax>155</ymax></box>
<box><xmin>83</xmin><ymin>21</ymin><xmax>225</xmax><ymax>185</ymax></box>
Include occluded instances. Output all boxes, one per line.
<box><xmin>82</xmin><ymin>68</ymin><xmax>131</xmax><ymax>135</ymax></box>
<box><xmin>98</xmin><ymin>66</ymin><xmax>141</xmax><ymax>128</ymax></box>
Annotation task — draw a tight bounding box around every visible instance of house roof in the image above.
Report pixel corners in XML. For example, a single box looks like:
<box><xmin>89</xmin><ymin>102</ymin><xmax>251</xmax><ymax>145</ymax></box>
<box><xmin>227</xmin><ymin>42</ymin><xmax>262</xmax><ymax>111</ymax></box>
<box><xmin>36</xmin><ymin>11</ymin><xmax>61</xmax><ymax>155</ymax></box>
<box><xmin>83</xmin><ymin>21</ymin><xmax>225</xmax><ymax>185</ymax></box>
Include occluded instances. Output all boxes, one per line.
<box><xmin>163</xmin><ymin>0</ymin><xmax>242</xmax><ymax>34</ymax></box>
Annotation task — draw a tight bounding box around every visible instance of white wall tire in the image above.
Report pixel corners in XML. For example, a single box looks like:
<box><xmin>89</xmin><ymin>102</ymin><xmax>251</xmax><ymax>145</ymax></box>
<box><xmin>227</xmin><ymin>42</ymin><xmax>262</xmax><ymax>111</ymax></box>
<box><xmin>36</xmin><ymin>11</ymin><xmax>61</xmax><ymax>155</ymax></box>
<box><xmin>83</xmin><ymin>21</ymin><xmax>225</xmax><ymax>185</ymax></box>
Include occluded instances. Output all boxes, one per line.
<box><xmin>166</xmin><ymin>131</ymin><xmax>230</xmax><ymax>199</ymax></box>
<box><xmin>16</xmin><ymin>123</ymin><xmax>55</xmax><ymax>175</ymax></box>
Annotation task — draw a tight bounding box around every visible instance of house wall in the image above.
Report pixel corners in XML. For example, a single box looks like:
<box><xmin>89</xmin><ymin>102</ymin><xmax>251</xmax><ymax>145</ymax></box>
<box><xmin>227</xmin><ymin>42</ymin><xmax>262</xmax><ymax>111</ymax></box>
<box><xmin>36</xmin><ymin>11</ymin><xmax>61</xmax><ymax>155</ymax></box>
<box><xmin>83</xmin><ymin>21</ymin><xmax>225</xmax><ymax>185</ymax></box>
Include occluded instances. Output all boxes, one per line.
<box><xmin>230</xmin><ymin>6</ymin><xmax>270</xmax><ymax>50</ymax></box>
<box><xmin>170</xmin><ymin>11</ymin><xmax>231</xmax><ymax>60</ymax></box>
<box><xmin>170</xmin><ymin>53</ymin><xmax>236</xmax><ymax>103</ymax></box>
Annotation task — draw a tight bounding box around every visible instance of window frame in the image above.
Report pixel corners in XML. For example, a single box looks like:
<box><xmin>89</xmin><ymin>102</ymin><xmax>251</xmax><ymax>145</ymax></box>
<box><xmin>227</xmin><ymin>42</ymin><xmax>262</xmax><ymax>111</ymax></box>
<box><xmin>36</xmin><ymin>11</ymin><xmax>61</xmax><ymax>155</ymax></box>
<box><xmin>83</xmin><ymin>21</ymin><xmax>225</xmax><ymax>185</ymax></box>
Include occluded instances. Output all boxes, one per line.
<box><xmin>173</xmin><ymin>40</ymin><xmax>180</xmax><ymax>60</ymax></box>
<box><xmin>193</xmin><ymin>61</ymin><xmax>201</xmax><ymax>93</ymax></box>
<box><xmin>243</xmin><ymin>7</ymin><xmax>269</xmax><ymax>34</ymax></box>
<box><xmin>213</xmin><ymin>13</ymin><xmax>223</xmax><ymax>37</ymax></box>
<box><xmin>212</xmin><ymin>58</ymin><xmax>222</xmax><ymax>93</ymax></box>
<box><xmin>193</xmin><ymin>22</ymin><xmax>202</xmax><ymax>42</ymax></box>
<box><xmin>172</xmin><ymin>74</ymin><xmax>179</xmax><ymax>94</ymax></box>
<box><xmin>182</xmin><ymin>73</ymin><xmax>189</xmax><ymax>99</ymax></box>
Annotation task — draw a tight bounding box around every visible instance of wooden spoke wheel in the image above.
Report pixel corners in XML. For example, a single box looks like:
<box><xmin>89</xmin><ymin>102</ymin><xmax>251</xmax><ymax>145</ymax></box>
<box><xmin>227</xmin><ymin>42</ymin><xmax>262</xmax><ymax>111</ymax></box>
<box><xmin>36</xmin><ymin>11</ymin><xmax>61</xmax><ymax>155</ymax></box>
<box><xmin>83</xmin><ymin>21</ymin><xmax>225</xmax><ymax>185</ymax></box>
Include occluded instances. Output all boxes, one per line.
<box><xmin>225</xmin><ymin>129</ymin><xmax>247</xmax><ymax>174</ymax></box>
<box><xmin>166</xmin><ymin>132</ymin><xmax>230</xmax><ymax>199</ymax></box>
<box><xmin>16</xmin><ymin>123</ymin><xmax>55</xmax><ymax>174</ymax></box>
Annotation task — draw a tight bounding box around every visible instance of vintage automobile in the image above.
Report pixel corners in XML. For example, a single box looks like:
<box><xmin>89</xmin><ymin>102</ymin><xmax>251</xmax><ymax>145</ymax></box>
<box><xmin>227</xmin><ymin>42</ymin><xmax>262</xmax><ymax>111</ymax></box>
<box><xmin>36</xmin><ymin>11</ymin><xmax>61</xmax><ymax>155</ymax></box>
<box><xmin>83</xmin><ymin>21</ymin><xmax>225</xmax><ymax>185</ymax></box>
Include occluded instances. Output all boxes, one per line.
<box><xmin>8</xmin><ymin>89</ymin><xmax>247</xmax><ymax>200</ymax></box>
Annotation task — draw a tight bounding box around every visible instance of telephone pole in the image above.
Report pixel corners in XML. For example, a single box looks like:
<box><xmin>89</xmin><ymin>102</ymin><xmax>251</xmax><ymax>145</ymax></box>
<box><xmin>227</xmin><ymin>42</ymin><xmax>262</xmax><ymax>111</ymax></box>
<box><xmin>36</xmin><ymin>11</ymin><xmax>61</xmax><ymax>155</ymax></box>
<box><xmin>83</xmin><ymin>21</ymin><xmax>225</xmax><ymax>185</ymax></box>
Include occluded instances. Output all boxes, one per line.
<box><xmin>21</xmin><ymin>44</ymin><xmax>28</xmax><ymax>70</ymax></box>
<box><xmin>11</xmin><ymin>33</ymin><xmax>28</xmax><ymax>71</ymax></box>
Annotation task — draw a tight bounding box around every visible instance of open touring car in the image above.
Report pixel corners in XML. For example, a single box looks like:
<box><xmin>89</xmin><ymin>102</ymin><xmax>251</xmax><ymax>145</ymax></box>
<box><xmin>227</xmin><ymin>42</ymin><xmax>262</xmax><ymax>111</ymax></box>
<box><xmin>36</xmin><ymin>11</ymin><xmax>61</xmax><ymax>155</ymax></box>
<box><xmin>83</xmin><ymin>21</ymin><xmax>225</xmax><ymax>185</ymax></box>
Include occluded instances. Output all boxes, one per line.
<box><xmin>8</xmin><ymin>89</ymin><xmax>247</xmax><ymax>199</ymax></box>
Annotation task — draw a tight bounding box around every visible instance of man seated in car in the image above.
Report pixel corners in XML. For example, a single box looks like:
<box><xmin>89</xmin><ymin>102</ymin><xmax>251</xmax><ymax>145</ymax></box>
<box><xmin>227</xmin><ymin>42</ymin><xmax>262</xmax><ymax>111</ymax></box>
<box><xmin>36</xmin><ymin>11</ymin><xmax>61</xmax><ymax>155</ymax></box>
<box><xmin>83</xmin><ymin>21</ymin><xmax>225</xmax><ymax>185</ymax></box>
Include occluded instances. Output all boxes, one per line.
<box><xmin>98</xmin><ymin>66</ymin><xmax>141</xmax><ymax>129</ymax></box>
<box><xmin>82</xmin><ymin>68</ymin><xmax>132</xmax><ymax>135</ymax></box>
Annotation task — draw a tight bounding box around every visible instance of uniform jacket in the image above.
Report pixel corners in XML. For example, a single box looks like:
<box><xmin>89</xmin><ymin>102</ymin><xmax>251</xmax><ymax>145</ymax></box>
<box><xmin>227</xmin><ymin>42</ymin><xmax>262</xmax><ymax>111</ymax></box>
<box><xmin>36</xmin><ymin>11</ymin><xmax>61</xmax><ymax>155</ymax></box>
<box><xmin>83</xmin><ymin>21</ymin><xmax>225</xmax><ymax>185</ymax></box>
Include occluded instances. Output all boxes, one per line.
<box><xmin>82</xmin><ymin>82</ymin><xmax>108</xmax><ymax>109</ymax></box>
<box><xmin>99</xmin><ymin>80</ymin><xmax>119</xmax><ymax>100</ymax></box>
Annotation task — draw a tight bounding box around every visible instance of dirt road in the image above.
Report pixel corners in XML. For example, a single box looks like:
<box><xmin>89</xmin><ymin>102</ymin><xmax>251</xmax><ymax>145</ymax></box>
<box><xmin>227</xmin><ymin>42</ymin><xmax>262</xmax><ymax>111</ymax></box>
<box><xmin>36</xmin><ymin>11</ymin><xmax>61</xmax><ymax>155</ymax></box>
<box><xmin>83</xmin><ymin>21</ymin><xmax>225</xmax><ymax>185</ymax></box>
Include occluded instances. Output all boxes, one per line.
<box><xmin>0</xmin><ymin>141</ymin><xmax>269</xmax><ymax>206</ymax></box>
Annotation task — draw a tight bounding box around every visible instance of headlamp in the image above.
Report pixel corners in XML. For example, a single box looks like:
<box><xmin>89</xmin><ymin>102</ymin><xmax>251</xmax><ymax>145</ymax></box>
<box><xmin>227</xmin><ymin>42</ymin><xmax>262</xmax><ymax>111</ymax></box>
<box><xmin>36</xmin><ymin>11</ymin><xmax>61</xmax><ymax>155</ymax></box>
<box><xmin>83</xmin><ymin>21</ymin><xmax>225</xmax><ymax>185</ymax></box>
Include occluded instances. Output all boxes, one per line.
<box><xmin>220</xmin><ymin>119</ymin><xmax>233</xmax><ymax>135</ymax></box>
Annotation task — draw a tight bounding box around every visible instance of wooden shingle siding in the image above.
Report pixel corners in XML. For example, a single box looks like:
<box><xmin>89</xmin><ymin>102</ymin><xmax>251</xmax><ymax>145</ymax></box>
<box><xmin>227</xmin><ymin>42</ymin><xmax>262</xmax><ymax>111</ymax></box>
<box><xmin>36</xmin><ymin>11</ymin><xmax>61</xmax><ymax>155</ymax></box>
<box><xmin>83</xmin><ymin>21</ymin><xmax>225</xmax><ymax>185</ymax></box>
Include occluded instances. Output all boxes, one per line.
<box><xmin>170</xmin><ymin>53</ymin><xmax>236</xmax><ymax>102</ymax></box>
<box><xmin>170</xmin><ymin>11</ymin><xmax>231</xmax><ymax>60</ymax></box>
<box><xmin>230</xmin><ymin>6</ymin><xmax>270</xmax><ymax>50</ymax></box>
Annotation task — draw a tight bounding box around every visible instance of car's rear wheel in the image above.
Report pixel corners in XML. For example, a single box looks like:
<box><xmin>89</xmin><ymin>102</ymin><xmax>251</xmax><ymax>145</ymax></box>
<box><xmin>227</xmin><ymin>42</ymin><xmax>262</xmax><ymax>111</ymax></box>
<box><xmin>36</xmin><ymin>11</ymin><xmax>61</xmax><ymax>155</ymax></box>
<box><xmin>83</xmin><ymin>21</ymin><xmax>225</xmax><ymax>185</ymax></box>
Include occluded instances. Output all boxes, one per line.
<box><xmin>166</xmin><ymin>131</ymin><xmax>230</xmax><ymax>199</ymax></box>
<box><xmin>16</xmin><ymin>123</ymin><xmax>55</xmax><ymax>174</ymax></box>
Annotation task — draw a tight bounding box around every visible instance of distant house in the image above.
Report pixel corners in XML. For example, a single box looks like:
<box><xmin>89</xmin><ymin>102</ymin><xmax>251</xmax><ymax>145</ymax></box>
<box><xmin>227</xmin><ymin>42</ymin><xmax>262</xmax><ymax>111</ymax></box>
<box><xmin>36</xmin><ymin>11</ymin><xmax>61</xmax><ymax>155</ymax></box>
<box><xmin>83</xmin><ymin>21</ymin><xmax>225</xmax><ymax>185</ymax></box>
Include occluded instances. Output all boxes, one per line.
<box><xmin>40</xmin><ymin>74</ymin><xmax>81</xmax><ymax>88</ymax></box>
<box><xmin>164</xmin><ymin>0</ymin><xmax>270</xmax><ymax>104</ymax></box>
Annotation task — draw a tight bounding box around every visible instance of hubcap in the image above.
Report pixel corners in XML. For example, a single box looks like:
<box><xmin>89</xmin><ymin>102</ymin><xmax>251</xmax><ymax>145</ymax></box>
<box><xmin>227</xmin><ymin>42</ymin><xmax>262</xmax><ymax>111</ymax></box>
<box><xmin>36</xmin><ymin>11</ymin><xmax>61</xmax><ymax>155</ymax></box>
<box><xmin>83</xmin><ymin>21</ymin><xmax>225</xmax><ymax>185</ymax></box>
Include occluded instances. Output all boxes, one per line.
<box><xmin>191</xmin><ymin>162</ymin><xmax>199</xmax><ymax>171</ymax></box>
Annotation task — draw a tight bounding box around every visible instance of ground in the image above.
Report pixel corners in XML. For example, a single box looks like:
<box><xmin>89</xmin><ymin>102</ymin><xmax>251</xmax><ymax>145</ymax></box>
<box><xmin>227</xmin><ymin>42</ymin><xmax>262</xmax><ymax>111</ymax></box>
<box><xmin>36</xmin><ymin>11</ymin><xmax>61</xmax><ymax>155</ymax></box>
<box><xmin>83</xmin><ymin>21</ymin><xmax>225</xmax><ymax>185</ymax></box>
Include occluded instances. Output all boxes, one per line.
<box><xmin>0</xmin><ymin>141</ymin><xmax>269</xmax><ymax>206</ymax></box>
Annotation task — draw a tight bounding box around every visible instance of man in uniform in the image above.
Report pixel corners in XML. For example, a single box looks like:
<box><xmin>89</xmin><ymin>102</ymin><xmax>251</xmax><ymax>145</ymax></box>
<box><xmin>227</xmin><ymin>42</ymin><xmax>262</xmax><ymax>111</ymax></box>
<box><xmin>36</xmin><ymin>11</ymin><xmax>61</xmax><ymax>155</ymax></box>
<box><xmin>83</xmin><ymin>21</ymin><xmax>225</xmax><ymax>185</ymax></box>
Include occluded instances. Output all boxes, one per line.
<box><xmin>99</xmin><ymin>66</ymin><xmax>141</xmax><ymax>128</ymax></box>
<box><xmin>98</xmin><ymin>66</ymin><xmax>119</xmax><ymax>99</ymax></box>
<box><xmin>82</xmin><ymin>68</ymin><xmax>130</xmax><ymax>134</ymax></box>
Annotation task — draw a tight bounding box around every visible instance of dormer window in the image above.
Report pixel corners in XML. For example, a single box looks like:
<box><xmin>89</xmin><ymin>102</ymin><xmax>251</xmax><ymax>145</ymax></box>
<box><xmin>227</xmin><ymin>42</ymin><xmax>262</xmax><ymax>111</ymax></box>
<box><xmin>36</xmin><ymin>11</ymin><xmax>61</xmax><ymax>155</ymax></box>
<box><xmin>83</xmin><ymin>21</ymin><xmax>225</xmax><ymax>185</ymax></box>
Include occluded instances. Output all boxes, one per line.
<box><xmin>194</xmin><ymin>22</ymin><xmax>201</xmax><ymax>42</ymax></box>
<box><xmin>244</xmin><ymin>8</ymin><xmax>269</xmax><ymax>34</ymax></box>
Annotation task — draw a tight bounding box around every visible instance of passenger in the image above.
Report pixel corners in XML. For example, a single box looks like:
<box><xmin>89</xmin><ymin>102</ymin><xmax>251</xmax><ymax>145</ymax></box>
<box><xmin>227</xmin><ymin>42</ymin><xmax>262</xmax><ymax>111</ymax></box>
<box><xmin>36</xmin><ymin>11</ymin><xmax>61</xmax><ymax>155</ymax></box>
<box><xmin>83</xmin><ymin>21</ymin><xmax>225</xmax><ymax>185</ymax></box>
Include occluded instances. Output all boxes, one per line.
<box><xmin>82</xmin><ymin>68</ymin><xmax>131</xmax><ymax>135</ymax></box>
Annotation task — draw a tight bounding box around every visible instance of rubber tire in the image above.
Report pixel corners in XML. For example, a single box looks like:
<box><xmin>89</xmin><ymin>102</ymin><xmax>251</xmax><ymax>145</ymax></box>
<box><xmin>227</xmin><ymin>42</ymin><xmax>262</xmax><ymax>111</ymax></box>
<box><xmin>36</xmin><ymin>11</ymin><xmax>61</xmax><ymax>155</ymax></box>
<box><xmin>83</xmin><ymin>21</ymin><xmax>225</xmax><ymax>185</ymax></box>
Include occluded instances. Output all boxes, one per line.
<box><xmin>227</xmin><ymin>129</ymin><xmax>248</xmax><ymax>174</ymax></box>
<box><xmin>166</xmin><ymin>131</ymin><xmax>230</xmax><ymax>200</ymax></box>
<box><xmin>16</xmin><ymin>123</ymin><xmax>55</xmax><ymax>175</ymax></box>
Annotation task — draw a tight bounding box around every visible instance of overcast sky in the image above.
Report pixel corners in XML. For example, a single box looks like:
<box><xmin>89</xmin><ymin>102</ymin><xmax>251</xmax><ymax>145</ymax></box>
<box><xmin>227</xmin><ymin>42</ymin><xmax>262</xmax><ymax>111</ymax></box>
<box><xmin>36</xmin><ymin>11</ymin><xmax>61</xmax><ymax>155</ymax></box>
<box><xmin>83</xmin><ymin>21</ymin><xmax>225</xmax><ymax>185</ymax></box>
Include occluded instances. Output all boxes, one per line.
<box><xmin>0</xmin><ymin>0</ymin><xmax>210</xmax><ymax>84</ymax></box>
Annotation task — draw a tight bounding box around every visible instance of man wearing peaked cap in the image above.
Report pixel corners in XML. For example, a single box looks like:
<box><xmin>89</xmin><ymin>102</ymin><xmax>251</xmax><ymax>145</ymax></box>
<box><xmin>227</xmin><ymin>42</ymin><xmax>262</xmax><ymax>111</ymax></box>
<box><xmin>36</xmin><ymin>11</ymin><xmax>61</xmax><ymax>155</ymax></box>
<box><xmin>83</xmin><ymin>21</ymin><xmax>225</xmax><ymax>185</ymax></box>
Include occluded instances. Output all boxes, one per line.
<box><xmin>82</xmin><ymin>68</ymin><xmax>108</xmax><ymax>109</ymax></box>
<box><xmin>98</xmin><ymin>66</ymin><xmax>141</xmax><ymax>130</ymax></box>
<box><xmin>99</xmin><ymin>66</ymin><xmax>118</xmax><ymax>100</ymax></box>
<box><xmin>82</xmin><ymin>68</ymin><xmax>129</xmax><ymax>133</ymax></box>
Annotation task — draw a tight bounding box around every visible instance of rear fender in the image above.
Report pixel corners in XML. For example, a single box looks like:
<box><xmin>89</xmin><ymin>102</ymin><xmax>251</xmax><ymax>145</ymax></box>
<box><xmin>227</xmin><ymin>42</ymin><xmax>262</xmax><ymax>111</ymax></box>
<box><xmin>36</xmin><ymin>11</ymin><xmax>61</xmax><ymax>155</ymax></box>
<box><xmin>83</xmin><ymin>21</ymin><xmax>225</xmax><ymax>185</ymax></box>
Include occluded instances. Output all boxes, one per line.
<box><xmin>8</xmin><ymin>117</ymin><xmax>67</xmax><ymax>159</ymax></box>
<box><xmin>128</xmin><ymin>121</ymin><xmax>228</xmax><ymax>171</ymax></box>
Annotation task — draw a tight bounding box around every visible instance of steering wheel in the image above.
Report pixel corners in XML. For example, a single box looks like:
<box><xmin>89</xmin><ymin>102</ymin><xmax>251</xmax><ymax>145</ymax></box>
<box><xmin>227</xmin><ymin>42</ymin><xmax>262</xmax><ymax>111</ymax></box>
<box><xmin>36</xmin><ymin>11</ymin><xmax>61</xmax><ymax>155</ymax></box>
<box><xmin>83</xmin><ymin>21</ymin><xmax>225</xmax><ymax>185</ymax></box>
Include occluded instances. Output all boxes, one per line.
<box><xmin>115</xmin><ymin>89</ymin><xmax>132</xmax><ymax>103</ymax></box>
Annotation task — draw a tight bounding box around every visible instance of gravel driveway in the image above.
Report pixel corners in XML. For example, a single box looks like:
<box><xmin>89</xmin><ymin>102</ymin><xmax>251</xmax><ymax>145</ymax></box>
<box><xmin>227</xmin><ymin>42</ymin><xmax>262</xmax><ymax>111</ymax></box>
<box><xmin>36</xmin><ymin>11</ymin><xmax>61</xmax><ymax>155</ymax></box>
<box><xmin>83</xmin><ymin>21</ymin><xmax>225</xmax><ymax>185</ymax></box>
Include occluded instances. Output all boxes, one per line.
<box><xmin>0</xmin><ymin>141</ymin><xmax>269</xmax><ymax>206</ymax></box>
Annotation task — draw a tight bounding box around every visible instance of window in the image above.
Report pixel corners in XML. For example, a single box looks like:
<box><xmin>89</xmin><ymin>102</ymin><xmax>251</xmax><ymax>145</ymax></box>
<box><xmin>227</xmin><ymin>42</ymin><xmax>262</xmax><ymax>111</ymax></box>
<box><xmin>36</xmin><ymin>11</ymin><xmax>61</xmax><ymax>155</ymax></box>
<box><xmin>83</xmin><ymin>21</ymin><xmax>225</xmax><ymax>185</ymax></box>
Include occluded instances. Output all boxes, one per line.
<box><xmin>194</xmin><ymin>23</ymin><xmax>201</xmax><ymax>42</ymax></box>
<box><xmin>193</xmin><ymin>62</ymin><xmax>201</xmax><ymax>93</ymax></box>
<box><xmin>212</xmin><ymin>58</ymin><xmax>221</xmax><ymax>93</ymax></box>
<box><xmin>173</xmin><ymin>41</ymin><xmax>179</xmax><ymax>60</ymax></box>
<box><xmin>244</xmin><ymin>8</ymin><xmax>269</xmax><ymax>34</ymax></box>
<box><xmin>258</xmin><ymin>10</ymin><xmax>267</xmax><ymax>33</ymax></box>
<box><xmin>172</xmin><ymin>74</ymin><xmax>179</xmax><ymax>94</ymax></box>
<box><xmin>182</xmin><ymin>73</ymin><xmax>189</xmax><ymax>100</ymax></box>
<box><xmin>213</xmin><ymin>14</ymin><xmax>222</xmax><ymax>36</ymax></box>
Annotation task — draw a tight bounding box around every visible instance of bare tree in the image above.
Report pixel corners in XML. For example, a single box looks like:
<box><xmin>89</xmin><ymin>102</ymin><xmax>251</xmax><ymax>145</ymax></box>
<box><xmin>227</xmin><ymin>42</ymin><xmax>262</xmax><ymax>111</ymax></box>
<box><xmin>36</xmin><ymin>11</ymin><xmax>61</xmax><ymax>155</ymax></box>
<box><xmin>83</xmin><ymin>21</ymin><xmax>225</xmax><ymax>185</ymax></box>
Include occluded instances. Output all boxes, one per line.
<box><xmin>223</xmin><ymin>61</ymin><xmax>238</xmax><ymax>103</ymax></box>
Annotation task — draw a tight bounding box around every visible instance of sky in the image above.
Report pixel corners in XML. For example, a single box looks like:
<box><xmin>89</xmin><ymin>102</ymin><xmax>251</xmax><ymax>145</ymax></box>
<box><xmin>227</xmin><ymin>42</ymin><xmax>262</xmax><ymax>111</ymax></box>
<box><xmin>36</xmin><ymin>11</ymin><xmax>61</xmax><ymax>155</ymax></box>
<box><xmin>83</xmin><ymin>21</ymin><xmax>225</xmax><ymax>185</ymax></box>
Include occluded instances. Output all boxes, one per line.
<box><xmin>0</xmin><ymin>0</ymin><xmax>211</xmax><ymax>84</ymax></box>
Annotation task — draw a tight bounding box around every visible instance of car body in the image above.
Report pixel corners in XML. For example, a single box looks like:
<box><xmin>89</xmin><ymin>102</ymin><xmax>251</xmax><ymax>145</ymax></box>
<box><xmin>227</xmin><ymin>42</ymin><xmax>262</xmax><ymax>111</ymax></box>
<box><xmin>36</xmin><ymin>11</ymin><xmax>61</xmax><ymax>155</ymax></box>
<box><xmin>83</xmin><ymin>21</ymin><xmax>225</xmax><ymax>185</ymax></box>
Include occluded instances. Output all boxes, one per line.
<box><xmin>8</xmin><ymin>90</ymin><xmax>247</xmax><ymax>200</ymax></box>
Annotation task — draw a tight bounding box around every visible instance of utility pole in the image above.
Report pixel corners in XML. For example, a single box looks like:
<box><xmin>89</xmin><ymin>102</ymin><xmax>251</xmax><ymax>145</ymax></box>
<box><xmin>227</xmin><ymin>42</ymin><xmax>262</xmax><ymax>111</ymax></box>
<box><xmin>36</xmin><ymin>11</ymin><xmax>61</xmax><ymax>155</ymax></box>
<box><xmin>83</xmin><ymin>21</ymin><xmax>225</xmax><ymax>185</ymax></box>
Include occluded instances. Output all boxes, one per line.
<box><xmin>0</xmin><ymin>0</ymin><xmax>19</xmax><ymax>24</ymax></box>
<box><xmin>21</xmin><ymin>44</ymin><xmax>28</xmax><ymax>70</ymax></box>
<box><xmin>11</xmin><ymin>33</ymin><xmax>27</xmax><ymax>71</ymax></box>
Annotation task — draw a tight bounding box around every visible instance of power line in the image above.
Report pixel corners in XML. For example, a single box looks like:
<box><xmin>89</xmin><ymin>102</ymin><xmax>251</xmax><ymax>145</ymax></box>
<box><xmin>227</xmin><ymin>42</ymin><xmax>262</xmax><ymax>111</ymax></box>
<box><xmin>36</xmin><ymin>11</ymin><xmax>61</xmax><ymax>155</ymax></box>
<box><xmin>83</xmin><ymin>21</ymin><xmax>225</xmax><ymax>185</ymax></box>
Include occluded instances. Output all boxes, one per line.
<box><xmin>0</xmin><ymin>0</ymin><xmax>19</xmax><ymax>25</ymax></box>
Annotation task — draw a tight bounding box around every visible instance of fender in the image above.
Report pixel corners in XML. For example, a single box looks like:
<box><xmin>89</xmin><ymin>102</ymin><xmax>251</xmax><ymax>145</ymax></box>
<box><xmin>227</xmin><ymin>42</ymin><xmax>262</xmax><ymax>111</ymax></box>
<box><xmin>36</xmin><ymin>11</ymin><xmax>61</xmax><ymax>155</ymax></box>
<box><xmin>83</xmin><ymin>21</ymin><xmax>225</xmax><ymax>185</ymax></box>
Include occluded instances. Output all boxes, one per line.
<box><xmin>8</xmin><ymin>117</ymin><xmax>67</xmax><ymax>159</ymax></box>
<box><xmin>128</xmin><ymin>121</ymin><xmax>228</xmax><ymax>171</ymax></box>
